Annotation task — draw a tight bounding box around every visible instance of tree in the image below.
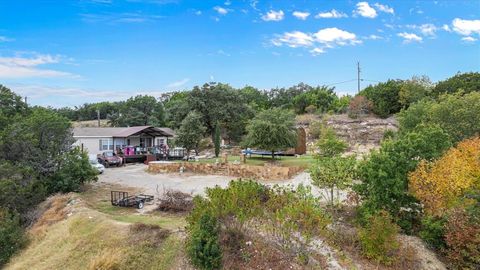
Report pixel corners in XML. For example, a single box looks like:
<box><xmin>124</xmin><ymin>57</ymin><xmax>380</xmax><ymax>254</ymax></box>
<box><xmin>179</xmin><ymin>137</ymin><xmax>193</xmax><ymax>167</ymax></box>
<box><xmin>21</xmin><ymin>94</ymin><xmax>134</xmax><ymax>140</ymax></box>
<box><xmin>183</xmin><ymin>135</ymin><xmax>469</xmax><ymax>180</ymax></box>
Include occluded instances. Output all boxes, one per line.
<box><xmin>187</xmin><ymin>211</ymin><xmax>222</xmax><ymax>270</ymax></box>
<box><xmin>0</xmin><ymin>208</ymin><xmax>26</xmax><ymax>267</ymax></box>
<box><xmin>360</xmin><ymin>80</ymin><xmax>403</xmax><ymax>118</ymax></box>
<box><xmin>433</xmin><ymin>72</ymin><xmax>480</xmax><ymax>97</ymax></box>
<box><xmin>310</xmin><ymin>155</ymin><xmax>357</xmax><ymax>206</ymax></box>
<box><xmin>176</xmin><ymin>111</ymin><xmax>206</xmax><ymax>159</ymax></box>
<box><xmin>314</xmin><ymin>126</ymin><xmax>348</xmax><ymax>158</ymax></box>
<box><xmin>399</xmin><ymin>75</ymin><xmax>432</xmax><ymax>108</ymax></box>
<box><xmin>409</xmin><ymin>137</ymin><xmax>480</xmax><ymax>216</ymax></box>
<box><xmin>398</xmin><ymin>92</ymin><xmax>480</xmax><ymax>143</ymax></box>
<box><xmin>354</xmin><ymin>124</ymin><xmax>452</xmax><ymax>231</ymax></box>
<box><xmin>189</xmin><ymin>83</ymin><xmax>252</xmax><ymax>142</ymax></box>
<box><xmin>0</xmin><ymin>85</ymin><xmax>28</xmax><ymax>129</ymax></box>
<box><xmin>239</xmin><ymin>86</ymin><xmax>270</xmax><ymax>111</ymax></box>
<box><xmin>242</xmin><ymin>108</ymin><xmax>297</xmax><ymax>159</ymax></box>
<box><xmin>108</xmin><ymin>95</ymin><xmax>164</xmax><ymax>127</ymax></box>
<box><xmin>214</xmin><ymin>122</ymin><xmax>220</xmax><ymax>158</ymax></box>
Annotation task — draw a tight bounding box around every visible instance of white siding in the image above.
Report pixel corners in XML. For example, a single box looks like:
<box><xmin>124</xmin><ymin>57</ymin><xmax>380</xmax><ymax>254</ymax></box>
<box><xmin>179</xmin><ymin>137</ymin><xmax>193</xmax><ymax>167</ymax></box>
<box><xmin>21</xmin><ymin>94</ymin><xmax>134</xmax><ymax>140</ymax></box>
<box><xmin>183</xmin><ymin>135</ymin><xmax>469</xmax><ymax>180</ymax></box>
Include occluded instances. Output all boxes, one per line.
<box><xmin>73</xmin><ymin>136</ymin><xmax>112</xmax><ymax>155</ymax></box>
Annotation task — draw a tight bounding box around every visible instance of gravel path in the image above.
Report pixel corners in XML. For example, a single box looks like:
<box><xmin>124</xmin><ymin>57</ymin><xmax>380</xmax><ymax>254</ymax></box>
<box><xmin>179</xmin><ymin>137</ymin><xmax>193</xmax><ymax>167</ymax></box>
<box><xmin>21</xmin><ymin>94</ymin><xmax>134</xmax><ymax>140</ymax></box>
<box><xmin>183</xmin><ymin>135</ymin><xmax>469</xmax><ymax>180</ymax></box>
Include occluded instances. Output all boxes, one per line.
<box><xmin>98</xmin><ymin>164</ymin><xmax>348</xmax><ymax>201</ymax></box>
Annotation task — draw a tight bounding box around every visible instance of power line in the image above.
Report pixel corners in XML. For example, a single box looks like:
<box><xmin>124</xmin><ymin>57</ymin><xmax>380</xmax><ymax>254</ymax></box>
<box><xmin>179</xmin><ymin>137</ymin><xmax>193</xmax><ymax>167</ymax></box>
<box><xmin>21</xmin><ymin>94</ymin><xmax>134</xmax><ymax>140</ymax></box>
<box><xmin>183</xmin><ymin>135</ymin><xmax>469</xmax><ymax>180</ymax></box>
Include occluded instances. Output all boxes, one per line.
<box><xmin>324</xmin><ymin>79</ymin><xmax>357</xmax><ymax>86</ymax></box>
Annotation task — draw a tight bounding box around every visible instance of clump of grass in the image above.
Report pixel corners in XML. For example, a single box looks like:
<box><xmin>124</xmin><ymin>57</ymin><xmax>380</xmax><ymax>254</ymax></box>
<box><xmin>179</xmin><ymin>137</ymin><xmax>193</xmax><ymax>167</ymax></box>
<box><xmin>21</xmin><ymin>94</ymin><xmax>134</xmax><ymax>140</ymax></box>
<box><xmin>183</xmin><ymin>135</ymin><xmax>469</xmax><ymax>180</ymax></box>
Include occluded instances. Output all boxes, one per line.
<box><xmin>88</xmin><ymin>249</ymin><xmax>121</xmax><ymax>270</ymax></box>
<box><xmin>129</xmin><ymin>223</ymin><xmax>170</xmax><ymax>247</ymax></box>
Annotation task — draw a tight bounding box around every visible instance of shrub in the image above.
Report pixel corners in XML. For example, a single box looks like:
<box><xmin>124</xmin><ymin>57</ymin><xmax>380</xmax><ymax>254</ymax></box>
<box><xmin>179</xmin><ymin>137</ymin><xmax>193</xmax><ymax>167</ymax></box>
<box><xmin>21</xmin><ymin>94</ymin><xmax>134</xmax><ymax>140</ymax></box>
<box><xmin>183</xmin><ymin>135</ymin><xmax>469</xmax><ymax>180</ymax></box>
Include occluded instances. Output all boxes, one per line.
<box><xmin>46</xmin><ymin>148</ymin><xmax>98</xmax><ymax>193</ymax></box>
<box><xmin>409</xmin><ymin>137</ymin><xmax>480</xmax><ymax>216</ymax></box>
<box><xmin>0</xmin><ymin>208</ymin><xmax>26</xmax><ymax>267</ymax></box>
<box><xmin>359</xmin><ymin>80</ymin><xmax>403</xmax><ymax>118</ymax></box>
<box><xmin>187</xmin><ymin>211</ymin><xmax>222</xmax><ymax>270</ymax></box>
<box><xmin>305</xmin><ymin>104</ymin><xmax>317</xmax><ymax>114</ymax></box>
<box><xmin>398</xmin><ymin>92</ymin><xmax>480</xmax><ymax>143</ymax></box>
<box><xmin>348</xmin><ymin>95</ymin><xmax>372</xmax><ymax>118</ymax></box>
<box><xmin>419</xmin><ymin>216</ymin><xmax>446</xmax><ymax>249</ymax></box>
<box><xmin>309</xmin><ymin>120</ymin><xmax>323</xmax><ymax>139</ymax></box>
<box><xmin>314</xmin><ymin>126</ymin><xmax>348</xmax><ymax>158</ymax></box>
<box><xmin>444</xmin><ymin>208</ymin><xmax>480</xmax><ymax>269</ymax></box>
<box><xmin>358</xmin><ymin>210</ymin><xmax>400</xmax><ymax>265</ymax></box>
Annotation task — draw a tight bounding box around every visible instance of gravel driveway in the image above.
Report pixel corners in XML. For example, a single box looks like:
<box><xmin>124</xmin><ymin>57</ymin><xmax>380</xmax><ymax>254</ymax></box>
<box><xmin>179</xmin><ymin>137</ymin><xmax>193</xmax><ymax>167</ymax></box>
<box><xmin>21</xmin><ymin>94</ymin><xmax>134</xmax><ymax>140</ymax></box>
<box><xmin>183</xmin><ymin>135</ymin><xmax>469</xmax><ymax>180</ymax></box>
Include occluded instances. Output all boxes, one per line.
<box><xmin>98</xmin><ymin>164</ymin><xmax>347</xmax><ymax>201</ymax></box>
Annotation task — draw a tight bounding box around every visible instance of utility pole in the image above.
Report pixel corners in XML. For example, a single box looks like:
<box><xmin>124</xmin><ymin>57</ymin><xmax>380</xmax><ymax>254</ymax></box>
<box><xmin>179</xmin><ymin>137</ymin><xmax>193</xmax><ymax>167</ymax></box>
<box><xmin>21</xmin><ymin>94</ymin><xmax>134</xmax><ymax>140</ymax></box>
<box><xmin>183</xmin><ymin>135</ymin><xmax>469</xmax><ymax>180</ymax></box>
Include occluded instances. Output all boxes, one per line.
<box><xmin>97</xmin><ymin>109</ymin><xmax>101</xmax><ymax>127</ymax></box>
<box><xmin>357</xmin><ymin>61</ymin><xmax>361</xmax><ymax>94</ymax></box>
<box><xmin>24</xmin><ymin>96</ymin><xmax>28</xmax><ymax>106</ymax></box>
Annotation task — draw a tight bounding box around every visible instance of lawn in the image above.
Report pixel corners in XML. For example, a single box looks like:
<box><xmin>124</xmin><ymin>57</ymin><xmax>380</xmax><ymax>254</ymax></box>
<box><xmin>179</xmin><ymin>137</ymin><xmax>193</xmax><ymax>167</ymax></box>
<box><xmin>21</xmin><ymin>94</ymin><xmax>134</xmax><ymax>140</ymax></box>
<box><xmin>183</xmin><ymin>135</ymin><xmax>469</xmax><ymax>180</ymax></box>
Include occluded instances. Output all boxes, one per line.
<box><xmin>194</xmin><ymin>154</ymin><xmax>315</xmax><ymax>169</ymax></box>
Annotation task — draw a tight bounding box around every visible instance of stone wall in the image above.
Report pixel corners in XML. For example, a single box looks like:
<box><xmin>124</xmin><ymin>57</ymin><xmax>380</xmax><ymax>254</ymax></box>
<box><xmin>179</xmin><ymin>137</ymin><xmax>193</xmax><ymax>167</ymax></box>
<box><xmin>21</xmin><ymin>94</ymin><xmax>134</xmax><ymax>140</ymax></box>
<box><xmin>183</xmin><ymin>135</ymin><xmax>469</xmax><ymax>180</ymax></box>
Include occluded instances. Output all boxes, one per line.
<box><xmin>148</xmin><ymin>161</ymin><xmax>304</xmax><ymax>181</ymax></box>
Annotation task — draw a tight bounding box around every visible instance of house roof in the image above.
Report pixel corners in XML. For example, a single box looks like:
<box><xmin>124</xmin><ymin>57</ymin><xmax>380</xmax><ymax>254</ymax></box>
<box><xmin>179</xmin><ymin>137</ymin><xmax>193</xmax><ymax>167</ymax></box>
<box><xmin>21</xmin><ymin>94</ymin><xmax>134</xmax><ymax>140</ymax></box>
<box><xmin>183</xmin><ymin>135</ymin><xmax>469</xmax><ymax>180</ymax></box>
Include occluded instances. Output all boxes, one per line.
<box><xmin>73</xmin><ymin>126</ymin><xmax>175</xmax><ymax>137</ymax></box>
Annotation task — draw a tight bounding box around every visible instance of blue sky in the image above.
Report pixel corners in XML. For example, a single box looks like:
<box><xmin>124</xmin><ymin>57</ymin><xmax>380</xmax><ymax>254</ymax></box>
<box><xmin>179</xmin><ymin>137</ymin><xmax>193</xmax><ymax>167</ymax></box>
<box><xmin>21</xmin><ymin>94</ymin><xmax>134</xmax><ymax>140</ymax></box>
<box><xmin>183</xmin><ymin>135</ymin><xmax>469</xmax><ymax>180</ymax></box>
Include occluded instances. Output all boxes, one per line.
<box><xmin>0</xmin><ymin>0</ymin><xmax>479</xmax><ymax>107</ymax></box>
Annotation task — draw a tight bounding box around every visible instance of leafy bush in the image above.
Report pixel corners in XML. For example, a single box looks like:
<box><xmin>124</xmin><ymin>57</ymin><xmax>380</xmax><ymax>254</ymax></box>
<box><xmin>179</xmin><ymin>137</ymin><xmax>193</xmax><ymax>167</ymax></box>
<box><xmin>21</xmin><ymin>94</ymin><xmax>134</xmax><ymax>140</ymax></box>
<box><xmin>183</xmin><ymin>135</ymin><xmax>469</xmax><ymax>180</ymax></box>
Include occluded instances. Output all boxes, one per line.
<box><xmin>187</xmin><ymin>211</ymin><xmax>222</xmax><ymax>270</ymax></box>
<box><xmin>309</xmin><ymin>120</ymin><xmax>323</xmax><ymax>140</ymax></box>
<box><xmin>444</xmin><ymin>208</ymin><xmax>480</xmax><ymax>269</ymax></box>
<box><xmin>354</xmin><ymin>124</ymin><xmax>452</xmax><ymax>231</ymax></box>
<box><xmin>348</xmin><ymin>95</ymin><xmax>372</xmax><ymax>118</ymax></box>
<box><xmin>398</xmin><ymin>92</ymin><xmax>480</xmax><ymax>143</ymax></box>
<box><xmin>419</xmin><ymin>216</ymin><xmax>446</xmax><ymax>249</ymax></box>
<box><xmin>46</xmin><ymin>148</ymin><xmax>98</xmax><ymax>193</ymax></box>
<box><xmin>409</xmin><ymin>137</ymin><xmax>480</xmax><ymax>216</ymax></box>
<box><xmin>314</xmin><ymin>126</ymin><xmax>348</xmax><ymax>158</ymax></box>
<box><xmin>358</xmin><ymin>210</ymin><xmax>399</xmax><ymax>265</ymax></box>
<box><xmin>0</xmin><ymin>208</ymin><xmax>26</xmax><ymax>266</ymax></box>
<box><xmin>360</xmin><ymin>80</ymin><xmax>403</xmax><ymax>118</ymax></box>
<box><xmin>432</xmin><ymin>72</ymin><xmax>480</xmax><ymax>97</ymax></box>
<box><xmin>305</xmin><ymin>104</ymin><xmax>317</xmax><ymax>114</ymax></box>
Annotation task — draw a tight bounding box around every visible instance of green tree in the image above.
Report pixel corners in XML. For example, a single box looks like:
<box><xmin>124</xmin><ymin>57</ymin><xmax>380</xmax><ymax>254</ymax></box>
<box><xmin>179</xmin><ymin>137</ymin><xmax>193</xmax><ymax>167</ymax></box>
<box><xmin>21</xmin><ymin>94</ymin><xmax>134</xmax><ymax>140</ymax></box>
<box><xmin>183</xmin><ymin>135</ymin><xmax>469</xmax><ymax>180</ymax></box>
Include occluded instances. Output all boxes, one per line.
<box><xmin>239</xmin><ymin>86</ymin><xmax>270</xmax><ymax>111</ymax></box>
<box><xmin>360</xmin><ymin>79</ymin><xmax>403</xmax><ymax>118</ymax></box>
<box><xmin>433</xmin><ymin>72</ymin><xmax>480</xmax><ymax>97</ymax></box>
<box><xmin>46</xmin><ymin>148</ymin><xmax>98</xmax><ymax>193</ymax></box>
<box><xmin>0</xmin><ymin>85</ymin><xmax>28</xmax><ymax>129</ymax></box>
<box><xmin>399</xmin><ymin>75</ymin><xmax>432</xmax><ymax>108</ymax></box>
<box><xmin>0</xmin><ymin>208</ymin><xmax>26</xmax><ymax>267</ymax></box>
<box><xmin>108</xmin><ymin>95</ymin><xmax>164</xmax><ymax>127</ymax></box>
<box><xmin>310</xmin><ymin>155</ymin><xmax>357</xmax><ymax>206</ymax></box>
<box><xmin>315</xmin><ymin>126</ymin><xmax>348</xmax><ymax>158</ymax></box>
<box><xmin>243</xmin><ymin>108</ymin><xmax>297</xmax><ymax>159</ymax></box>
<box><xmin>398</xmin><ymin>92</ymin><xmax>480</xmax><ymax>142</ymax></box>
<box><xmin>354</xmin><ymin>124</ymin><xmax>452</xmax><ymax>231</ymax></box>
<box><xmin>187</xmin><ymin>211</ymin><xmax>222</xmax><ymax>270</ymax></box>
<box><xmin>176</xmin><ymin>111</ymin><xmax>206</xmax><ymax>159</ymax></box>
<box><xmin>214</xmin><ymin>122</ymin><xmax>220</xmax><ymax>158</ymax></box>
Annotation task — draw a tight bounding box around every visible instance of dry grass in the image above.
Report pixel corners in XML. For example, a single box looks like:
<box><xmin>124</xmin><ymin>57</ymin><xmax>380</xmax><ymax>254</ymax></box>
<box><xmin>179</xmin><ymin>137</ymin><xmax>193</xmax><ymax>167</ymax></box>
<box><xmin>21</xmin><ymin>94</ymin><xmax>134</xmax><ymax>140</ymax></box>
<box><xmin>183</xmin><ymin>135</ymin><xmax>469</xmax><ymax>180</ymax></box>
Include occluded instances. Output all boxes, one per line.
<box><xmin>6</xmin><ymin>191</ymin><xmax>189</xmax><ymax>270</ymax></box>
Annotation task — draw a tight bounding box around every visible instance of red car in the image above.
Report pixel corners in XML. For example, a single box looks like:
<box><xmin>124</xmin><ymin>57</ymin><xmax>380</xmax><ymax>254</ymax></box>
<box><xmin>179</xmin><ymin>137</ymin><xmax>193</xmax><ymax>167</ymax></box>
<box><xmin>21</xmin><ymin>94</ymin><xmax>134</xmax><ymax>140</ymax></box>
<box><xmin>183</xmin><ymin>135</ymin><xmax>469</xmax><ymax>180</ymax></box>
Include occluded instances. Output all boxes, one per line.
<box><xmin>97</xmin><ymin>151</ymin><xmax>122</xmax><ymax>167</ymax></box>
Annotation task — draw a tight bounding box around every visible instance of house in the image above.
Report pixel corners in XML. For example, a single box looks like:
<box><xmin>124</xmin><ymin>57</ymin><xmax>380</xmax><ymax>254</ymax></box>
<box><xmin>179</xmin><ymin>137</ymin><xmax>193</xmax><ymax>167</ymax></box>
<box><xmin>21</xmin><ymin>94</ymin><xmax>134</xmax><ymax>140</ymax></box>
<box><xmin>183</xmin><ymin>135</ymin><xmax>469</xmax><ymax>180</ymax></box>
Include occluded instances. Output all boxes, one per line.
<box><xmin>73</xmin><ymin>126</ymin><xmax>175</xmax><ymax>155</ymax></box>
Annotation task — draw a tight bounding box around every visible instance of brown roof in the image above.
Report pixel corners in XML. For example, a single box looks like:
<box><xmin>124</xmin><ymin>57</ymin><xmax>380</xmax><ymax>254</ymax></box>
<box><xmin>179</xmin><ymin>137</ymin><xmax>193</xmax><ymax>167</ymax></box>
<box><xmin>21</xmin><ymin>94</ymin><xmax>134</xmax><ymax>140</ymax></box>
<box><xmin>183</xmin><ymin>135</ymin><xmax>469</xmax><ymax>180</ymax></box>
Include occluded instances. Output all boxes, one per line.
<box><xmin>73</xmin><ymin>126</ymin><xmax>174</xmax><ymax>137</ymax></box>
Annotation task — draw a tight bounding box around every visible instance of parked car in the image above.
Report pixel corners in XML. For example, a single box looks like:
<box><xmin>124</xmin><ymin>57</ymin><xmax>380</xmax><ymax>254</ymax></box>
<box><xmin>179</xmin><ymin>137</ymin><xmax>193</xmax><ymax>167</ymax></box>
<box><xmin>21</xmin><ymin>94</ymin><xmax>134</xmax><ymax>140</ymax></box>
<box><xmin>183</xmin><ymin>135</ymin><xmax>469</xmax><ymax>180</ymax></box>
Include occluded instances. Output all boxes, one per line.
<box><xmin>97</xmin><ymin>151</ymin><xmax>122</xmax><ymax>167</ymax></box>
<box><xmin>89</xmin><ymin>154</ymin><xmax>105</xmax><ymax>174</ymax></box>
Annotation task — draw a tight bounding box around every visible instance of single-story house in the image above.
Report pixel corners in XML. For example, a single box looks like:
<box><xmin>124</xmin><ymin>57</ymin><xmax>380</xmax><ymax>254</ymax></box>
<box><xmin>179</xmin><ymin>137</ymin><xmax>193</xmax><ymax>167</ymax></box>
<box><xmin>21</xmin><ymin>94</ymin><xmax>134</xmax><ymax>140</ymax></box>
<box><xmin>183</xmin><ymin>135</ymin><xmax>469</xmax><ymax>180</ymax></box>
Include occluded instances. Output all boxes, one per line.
<box><xmin>73</xmin><ymin>126</ymin><xmax>175</xmax><ymax>155</ymax></box>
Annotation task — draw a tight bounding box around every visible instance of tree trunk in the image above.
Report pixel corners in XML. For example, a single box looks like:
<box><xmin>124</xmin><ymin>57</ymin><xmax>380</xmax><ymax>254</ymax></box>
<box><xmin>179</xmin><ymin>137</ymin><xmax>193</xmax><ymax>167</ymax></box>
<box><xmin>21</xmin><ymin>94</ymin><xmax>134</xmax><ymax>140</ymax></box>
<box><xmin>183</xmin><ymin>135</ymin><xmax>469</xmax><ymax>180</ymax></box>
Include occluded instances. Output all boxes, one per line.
<box><xmin>271</xmin><ymin>150</ymin><xmax>275</xmax><ymax>160</ymax></box>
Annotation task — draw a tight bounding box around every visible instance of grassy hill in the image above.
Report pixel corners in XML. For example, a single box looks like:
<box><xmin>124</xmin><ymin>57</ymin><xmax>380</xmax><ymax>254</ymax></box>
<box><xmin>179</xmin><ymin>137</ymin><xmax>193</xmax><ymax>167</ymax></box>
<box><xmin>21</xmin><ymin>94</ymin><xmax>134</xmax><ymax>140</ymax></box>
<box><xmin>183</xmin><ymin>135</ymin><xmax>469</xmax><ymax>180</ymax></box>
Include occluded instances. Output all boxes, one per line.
<box><xmin>6</xmin><ymin>185</ymin><xmax>191</xmax><ymax>270</ymax></box>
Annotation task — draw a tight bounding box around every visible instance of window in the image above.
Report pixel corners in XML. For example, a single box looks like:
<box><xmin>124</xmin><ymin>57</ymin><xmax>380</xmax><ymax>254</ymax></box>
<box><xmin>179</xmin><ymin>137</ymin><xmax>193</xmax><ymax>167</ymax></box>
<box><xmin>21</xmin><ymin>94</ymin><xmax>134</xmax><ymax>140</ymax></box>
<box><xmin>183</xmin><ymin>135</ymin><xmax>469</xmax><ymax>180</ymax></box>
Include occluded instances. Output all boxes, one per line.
<box><xmin>99</xmin><ymin>139</ymin><xmax>113</xmax><ymax>151</ymax></box>
<box><xmin>157</xmin><ymin>138</ymin><xmax>165</xmax><ymax>145</ymax></box>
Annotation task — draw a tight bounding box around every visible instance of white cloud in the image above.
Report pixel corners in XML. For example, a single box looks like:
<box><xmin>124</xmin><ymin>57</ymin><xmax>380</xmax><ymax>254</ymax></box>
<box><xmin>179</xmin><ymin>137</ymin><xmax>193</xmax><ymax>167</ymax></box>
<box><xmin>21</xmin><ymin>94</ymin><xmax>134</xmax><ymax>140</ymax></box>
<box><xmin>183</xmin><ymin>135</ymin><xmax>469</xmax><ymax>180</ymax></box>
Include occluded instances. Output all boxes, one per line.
<box><xmin>262</xmin><ymin>10</ymin><xmax>284</xmax><ymax>21</ymax></box>
<box><xmin>365</xmin><ymin>34</ymin><xmax>383</xmax><ymax>40</ymax></box>
<box><xmin>272</xmin><ymin>27</ymin><xmax>360</xmax><ymax>55</ymax></box>
<box><xmin>310</xmin><ymin>48</ymin><xmax>325</xmax><ymax>56</ymax></box>
<box><xmin>374</xmin><ymin>3</ymin><xmax>394</xmax><ymax>14</ymax></box>
<box><xmin>407</xmin><ymin>24</ymin><xmax>438</xmax><ymax>37</ymax></box>
<box><xmin>0</xmin><ymin>36</ymin><xmax>14</xmax><ymax>42</ymax></box>
<box><xmin>194</xmin><ymin>10</ymin><xmax>202</xmax><ymax>15</ymax></box>
<box><xmin>0</xmin><ymin>54</ymin><xmax>77</xmax><ymax>79</ymax></box>
<box><xmin>213</xmin><ymin>6</ymin><xmax>230</xmax><ymax>15</ymax></box>
<box><xmin>451</xmin><ymin>18</ymin><xmax>480</xmax><ymax>36</ymax></box>
<box><xmin>355</xmin><ymin>2</ymin><xmax>377</xmax><ymax>18</ymax></box>
<box><xmin>461</xmin><ymin>36</ymin><xmax>477</xmax><ymax>42</ymax></box>
<box><xmin>315</xmin><ymin>9</ymin><xmax>347</xmax><ymax>19</ymax></box>
<box><xmin>442</xmin><ymin>24</ymin><xmax>451</xmax><ymax>32</ymax></box>
<box><xmin>166</xmin><ymin>78</ymin><xmax>190</xmax><ymax>88</ymax></box>
<box><xmin>314</xmin><ymin>28</ymin><xmax>360</xmax><ymax>45</ymax></box>
<box><xmin>224</xmin><ymin>0</ymin><xmax>231</xmax><ymax>6</ymax></box>
<box><xmin>292</xmin><ymin>11</ymin><xmax>310</xmax><ymax>20</ymax></box>
<box><xmin>272</xmin><ymin>31</ymin><xmax>314</xmax><ymax>47</ymax></box>
<box><xmin>81</xmin><ymin>12</ymin><xmax>163</xmax><ymax>24</ymax></box>
<box><xmin>397</xmin><ymin>32</ymin><xmax>423</xmax><ymax>43</ymax></box>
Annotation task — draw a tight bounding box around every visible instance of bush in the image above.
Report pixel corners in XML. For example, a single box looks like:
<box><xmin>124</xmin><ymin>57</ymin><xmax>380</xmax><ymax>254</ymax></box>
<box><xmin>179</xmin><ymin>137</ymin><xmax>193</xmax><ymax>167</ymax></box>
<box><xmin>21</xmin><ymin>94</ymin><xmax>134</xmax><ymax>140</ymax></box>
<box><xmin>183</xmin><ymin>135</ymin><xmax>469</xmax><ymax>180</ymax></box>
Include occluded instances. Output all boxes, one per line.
<box><xmin>46</xmin><ymin>148</ymin><xmax>98</xmax><ymax>193</ymax></box>
<box><xmin>358</xmin><ymin>210</ymin><xmax>399</xmax><ymax>265</ymax></box>
<box><xmin>419</xmin><ymin>216</ymin><xmax>446</xmax><ymax>249</ymax></box>
<box><xmin>305</xmin><ymin>104</ymin><xmax>317</xmax><ymax>114</ymax></box>
<box><xmin>187</xmin><ymin>211</ymin><xmax>222</xmax><ymax>270</ymax></box>
<box><xmin>444</xmin><ymin>208</ymin><xmax>480</xmax><ymax>269</ymax></box>
<box><xmin>0</xmin><ymin>208</ymin><xmax>26</xmax><ymax>266</ymax></box>
<box><xmin>309</xmin><ymin>120</ymin><xmax>323</xmax><ymax>139</ymax></box>
<box><xmin>360</xmin><ymin>80</ymin><xmax>403</xmax><ymax>118</ymax></box>
<box><xmin>348</xmin><ymin>95</ymin><xmax>372</xmax><ymax>118</ymax></box>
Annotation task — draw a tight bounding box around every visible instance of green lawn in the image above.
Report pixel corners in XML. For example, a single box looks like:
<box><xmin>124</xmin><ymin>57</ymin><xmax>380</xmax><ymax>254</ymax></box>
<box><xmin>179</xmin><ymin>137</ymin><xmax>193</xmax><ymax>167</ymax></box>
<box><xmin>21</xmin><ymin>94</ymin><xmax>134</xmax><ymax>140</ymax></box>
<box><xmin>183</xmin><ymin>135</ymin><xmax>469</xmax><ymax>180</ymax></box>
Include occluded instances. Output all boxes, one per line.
<box><xmin>193</xmin><ymin>154</ymin><xmax>315</xmax><ymax>169</ymax></box>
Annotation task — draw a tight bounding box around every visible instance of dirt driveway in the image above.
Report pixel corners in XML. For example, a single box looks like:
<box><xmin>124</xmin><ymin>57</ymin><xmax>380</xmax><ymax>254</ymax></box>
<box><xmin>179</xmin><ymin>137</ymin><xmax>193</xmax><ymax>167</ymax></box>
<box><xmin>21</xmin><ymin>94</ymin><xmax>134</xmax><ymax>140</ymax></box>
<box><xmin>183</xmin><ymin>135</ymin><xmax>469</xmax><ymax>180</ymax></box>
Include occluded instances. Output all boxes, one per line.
<box><xmin>98</xmin><ymin>164</ymin><xmax>346</xmax><ymax>201</ymax></box>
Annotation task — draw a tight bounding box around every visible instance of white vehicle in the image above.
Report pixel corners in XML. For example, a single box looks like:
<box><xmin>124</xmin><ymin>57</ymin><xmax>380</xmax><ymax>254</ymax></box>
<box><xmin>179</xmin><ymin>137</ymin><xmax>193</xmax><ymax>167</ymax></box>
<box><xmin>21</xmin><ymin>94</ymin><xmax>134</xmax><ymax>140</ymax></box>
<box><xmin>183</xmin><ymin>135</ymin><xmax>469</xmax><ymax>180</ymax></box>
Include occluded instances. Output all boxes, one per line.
<box><xmin>89</xmin><ymin>154</ymin><xmax>105</xmax><ymax>174</ymax></box>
